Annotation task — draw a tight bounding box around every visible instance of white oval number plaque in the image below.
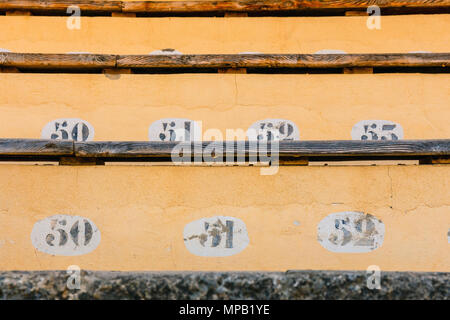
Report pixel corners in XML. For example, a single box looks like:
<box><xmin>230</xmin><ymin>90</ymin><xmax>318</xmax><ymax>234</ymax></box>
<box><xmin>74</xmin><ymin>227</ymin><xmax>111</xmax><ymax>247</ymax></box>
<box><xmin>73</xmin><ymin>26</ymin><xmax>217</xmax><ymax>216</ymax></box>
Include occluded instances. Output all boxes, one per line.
<box><xmin>183</xmin><ymin>216</ymin><xmax>249</xmax><ymax>257</ymax></box>
<box><xmin>247</xmin><ymin>119</ymin><xmax>300</xmax><ymax>141</ymax></box>
<box><xmin>317</xmin><ymin>212</ymin><xmax>385</xmax><ymax>253</ymax></box>
<box><xmin>31</xmin><ymin>215</ymin><xmax>101</xmax><ymax>256</ymax></box>
<box><xmin>351</xmin><ymin>120</ymin><xmax>403</xmax><ymax>141</ymax></box>
<box><xmin>149</xmin><ymin>118</ymin><xmax>201</xmax><ymax>142</ymax></box>
<box><xmin>42</xmin><ymin>118</ymin><xmax>94</xmax><ymax>141</ymax></box>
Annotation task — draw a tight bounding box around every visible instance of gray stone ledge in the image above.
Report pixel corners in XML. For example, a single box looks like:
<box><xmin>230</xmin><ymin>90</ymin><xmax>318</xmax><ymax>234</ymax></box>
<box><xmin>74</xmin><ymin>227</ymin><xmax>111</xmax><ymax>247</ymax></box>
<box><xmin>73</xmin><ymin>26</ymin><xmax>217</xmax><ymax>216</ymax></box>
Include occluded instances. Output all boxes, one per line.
<box><xmin>0</xmin><ymin>270</ymin><xmax>448</xmax><ymax>300</ymax></box>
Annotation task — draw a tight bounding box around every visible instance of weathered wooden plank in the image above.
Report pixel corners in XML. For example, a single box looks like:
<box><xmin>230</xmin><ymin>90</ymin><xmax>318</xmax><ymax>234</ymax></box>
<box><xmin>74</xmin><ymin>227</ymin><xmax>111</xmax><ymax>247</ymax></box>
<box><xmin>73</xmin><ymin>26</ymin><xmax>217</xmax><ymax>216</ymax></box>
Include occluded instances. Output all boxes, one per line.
<box><xmin>2</xmin><ymin>0</ymin><xmax>447</xmax><ymax>15</ymax></box>
<box><xmin>0</xmin><ymin>53</ymin><xmax>116</xmax><ymax>69</ymax></box>
<box><xmin>123</xmin><ymin>0</ymin><xmax>450</xmax><ymax>14</ymax></box>
<box><xmin>0</xmin><ymin>53</ymin><xmax>447</xmax><ymax>71</ymax></box>
<box><xmin>118</xmin><ymin>53</ymin><xmax>449</xmax><ymax>69</ymax></box>
<box><xmin>0</xmin><ymin>0</ymin><xmax>122</xmax><ymax>13</ymax></box>
<box><xmin>0</xmin><ymin>139</ymin><xmax>74</xmax><ymax>156</ymax></box>
<box><xmin>4</xmin><ymin>0</ymin><xmax>450</xmax><ymax>14</ymax></box>
<box><xmin>74</xmin><ymin>140</ymin><xmax>450</xmax><ymax>158</ymax></box>
<box><xmin>3</xmin><ymin>139</ymin><xmax>446</xmax><ymax>161</ymax></box>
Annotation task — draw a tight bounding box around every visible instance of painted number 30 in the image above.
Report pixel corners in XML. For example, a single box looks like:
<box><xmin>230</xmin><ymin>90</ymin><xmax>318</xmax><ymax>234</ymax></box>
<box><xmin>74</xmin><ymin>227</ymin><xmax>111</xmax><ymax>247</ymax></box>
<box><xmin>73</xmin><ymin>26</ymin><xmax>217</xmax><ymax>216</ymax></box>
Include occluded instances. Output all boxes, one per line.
<box><xmin>41</xmin><ymin>119</ymin><xmax>95</xmax><ymax>141</ymax></box>
<box><xmin>31</xmin><ymin>215</ymin><xmax>101</xmax><ymax>256</ymax></box>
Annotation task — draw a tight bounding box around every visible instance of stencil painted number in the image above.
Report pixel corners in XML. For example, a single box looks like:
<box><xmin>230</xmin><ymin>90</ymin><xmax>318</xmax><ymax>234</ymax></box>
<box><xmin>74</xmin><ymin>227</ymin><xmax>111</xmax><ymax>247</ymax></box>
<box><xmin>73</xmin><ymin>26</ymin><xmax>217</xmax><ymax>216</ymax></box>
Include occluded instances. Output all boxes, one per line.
<box><xmin>317</xmin><ymin>212</ymin><xmax>385</xmax><ymax>253</ymax></box>
<box><xmin>42</xmin><ymin>119</ymin><xmax>94</xmax><ymax>141</ymax></box>
<box><xmin>31</xmin><ymin>215</ymin><xmax>101</xmax><ymax>256</ymax></box>
<box><xmin>248</xmin><ymin>119</ymin><xmax>300</xmax><ymax>141</ymax></box>
<box><xmin>183</xmin><ymin>216</ymin><xmax>249</xmax><ymax>257</ymax></box>
<box><xmin>351</xmin><ymin>120</ymin><xmax>404</xmax><ymax>141</ymax></box>
<box><xmin>149</xmin><ymin>118</ymin><xmax>201</xmax><ymax>142</ymax></box>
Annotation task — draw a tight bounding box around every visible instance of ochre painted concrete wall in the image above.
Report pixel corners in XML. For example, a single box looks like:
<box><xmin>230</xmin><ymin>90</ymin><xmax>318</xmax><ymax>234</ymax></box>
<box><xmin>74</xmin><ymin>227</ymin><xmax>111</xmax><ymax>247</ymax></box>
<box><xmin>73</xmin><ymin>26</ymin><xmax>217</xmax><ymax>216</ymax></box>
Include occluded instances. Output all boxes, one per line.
<box><xmin>0</xmin><ymin>73</ymin><xmax>448</xmax><ymax>140</ymax></box>
<box><xmin>0</xmin><ymin>165</ymin><xmax>448</xmax><ymax>272</ymax></box>
<box><xmin>0</xmin><ymin>15</ymin><xmax>448</xmax><ymax>54</ymax></box>
<box><xmin>0</xmin><ymin>7</ymin><xmax>448</xmax><ymax>273</ymax></box>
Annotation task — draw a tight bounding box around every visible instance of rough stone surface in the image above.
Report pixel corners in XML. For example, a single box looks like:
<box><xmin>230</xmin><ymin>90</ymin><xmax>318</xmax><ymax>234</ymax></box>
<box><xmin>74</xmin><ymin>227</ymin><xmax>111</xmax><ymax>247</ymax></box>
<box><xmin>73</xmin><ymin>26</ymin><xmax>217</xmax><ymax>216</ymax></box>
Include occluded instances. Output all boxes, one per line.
<box><xmin>0</xmin><ymin>270</ymin><xmax>448</xmax><ymax>300</ymax></box>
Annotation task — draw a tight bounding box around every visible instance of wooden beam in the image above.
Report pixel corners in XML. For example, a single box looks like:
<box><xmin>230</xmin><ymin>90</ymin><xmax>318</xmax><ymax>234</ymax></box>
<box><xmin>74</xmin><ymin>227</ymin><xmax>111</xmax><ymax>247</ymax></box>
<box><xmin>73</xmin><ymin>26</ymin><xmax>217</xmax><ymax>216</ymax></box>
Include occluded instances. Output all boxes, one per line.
<box><xmin>0</xmin><ymin>53</ymin><xmax>116</xmax><ymax>69</ymax></box>
<box><xmin>121</xmin><ymin>0</ymin><xmax>450</xmax><ymax>14</ymax></box>
<box><xmin>0</xmin><ymin>139</ymin><xmax>74</xmax><ymax>156</ymax></box>
<box><xmin>0</xmin><ymin>53</ymin><xmax>447</xmax><ymax>72</ymax></box>
<box><xmin>116</xmin><ymin>53</ymin><xmax>449</xmax><ymax>69</ymax></box>
<box><xmin>0</xmin><ymin>0</ymin><xmax>448</xmax><ymax>16</ymax></box>
<box><xmin>0</xmin><ymin>0</ymin><xmax>122</xmax><ymax>13</ymax></box>
<box><xmin>0</xmin><ymin>139</ymin><xmax>447</xmax><ymax>163</ymax></box>
<box><xmin>74</xmin><ymin>140</ymin><xmax>450</xmax><ymax>159</ymax></box>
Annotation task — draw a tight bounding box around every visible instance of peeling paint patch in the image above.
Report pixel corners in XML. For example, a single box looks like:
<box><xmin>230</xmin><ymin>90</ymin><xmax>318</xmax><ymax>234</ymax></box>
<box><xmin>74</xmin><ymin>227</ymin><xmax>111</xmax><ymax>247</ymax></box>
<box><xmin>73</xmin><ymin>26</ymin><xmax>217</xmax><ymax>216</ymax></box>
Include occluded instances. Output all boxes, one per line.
<box><xmin>183</xmin><ymin>216</ymin><xmax>249</xmax><ymax>257</ymax></box>
<box><xmin>149</xmin><ymin>118</ymin><xmax>201</xmax><ymax>142</ymax></box>
<box><xmin>41</xmin><ymin>118</ymin><xmax>94</xmax><ymax>141</ymax></box>
<box><xmin>31</xmin><ymin>215</ymin><xmax>101</xmax><ymax>256</ymax></box>
<box><xmin>247</xmin><ymin>119</ymin><xmax>300</xmax><ymax>141</ymax></box>
<box><xmin>351</xmin><ymin>120</ymin><xmax>404</xmax><ymax>141</ymax></box>
<box><xmin>317</xmin><ymin>212</ymin><xmax>385</xmax><ymax>253</ymax></box>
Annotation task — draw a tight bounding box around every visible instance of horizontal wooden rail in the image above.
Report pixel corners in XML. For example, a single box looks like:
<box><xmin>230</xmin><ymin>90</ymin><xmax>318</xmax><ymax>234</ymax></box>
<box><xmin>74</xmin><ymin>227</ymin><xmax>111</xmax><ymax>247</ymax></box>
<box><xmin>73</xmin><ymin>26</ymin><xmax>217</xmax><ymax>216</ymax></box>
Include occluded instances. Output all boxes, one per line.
<box><xmin>117</xmin><ymin>53</ymin><xmax>450</xmax><ymax>69</ymax></box>
<box><xmin>0</xmin><ymin>0</ymin><xmax>449</xmax><ymax>16</ymax></box>
<box><xmin>0</xmin><ymin>53</ymin><xmax>448</xmax><ymax>73</ymax></box>
<box><xmin>74</xmin><ymin>139</ymin><xmax>450</xmax><ymax>157</ymax></box>
<box><xmin>0</xmin><ymin>139</ymin><xmax>74</xmax><ymax>156</ymax></box>
<box><xmin>0</xmin><ymin>53</ymin><xmax>116</xmax><ymax>69</ymax></box>
<box><xmin>0</xmin><ymin>139</ymin><xmax>448</xmax><ymax>164</ymax></box>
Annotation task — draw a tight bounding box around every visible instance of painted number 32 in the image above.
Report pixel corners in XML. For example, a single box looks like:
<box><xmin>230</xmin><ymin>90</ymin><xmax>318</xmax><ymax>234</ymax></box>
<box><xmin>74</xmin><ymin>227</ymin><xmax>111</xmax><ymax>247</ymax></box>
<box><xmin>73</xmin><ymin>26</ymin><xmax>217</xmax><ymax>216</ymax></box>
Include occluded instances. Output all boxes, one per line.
<box><xmin>317</xmin><ymin>212</ymin><xmax>385</xmax><ymax>253</ymax></box>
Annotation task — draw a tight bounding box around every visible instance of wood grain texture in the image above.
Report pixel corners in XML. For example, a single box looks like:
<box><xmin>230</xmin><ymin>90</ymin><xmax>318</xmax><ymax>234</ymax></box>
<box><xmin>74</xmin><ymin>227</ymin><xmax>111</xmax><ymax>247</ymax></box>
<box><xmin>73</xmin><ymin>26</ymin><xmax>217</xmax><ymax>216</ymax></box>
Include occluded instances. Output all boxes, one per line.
<box><xmin>117</xmin><ymin>53</ymin><xmax>450</xmax><ymax>68</ymax></box>
<box><xmin>0</xmin><ymin>53</ymin><xmax>447</xmax><ymax>70</ymax></box>
<box><xmin>0</xmin><ymin>139</ymin><xmax>448</xmax><ymax>162</ymax></box>
<box><xmin>0</xmin><ymin>0</ymin><xmax>122</xmax><ymax>12</ymax></box>
<box><xmin>122</xmin><ymin>0</ymin><xmax>450</xmax><ymax>13</ymax></box>
<box><xmin>74</xmin><ymin>140</ymin><xmax>450</xmax><ymax>158</ymax></box>
<box><xmin>0</xmin><ymin>53</ymin><xmax>116</xmax><ymax>69</ymax></box>
<box><xmin>0</xmin><ymin>139</ymin><xmax>74</xmax><ymax>156</ymax></box>
<box><xmin>1</xmin><ymin>0</ymin><xmax>448</xmax><ymax>15</ymax></box>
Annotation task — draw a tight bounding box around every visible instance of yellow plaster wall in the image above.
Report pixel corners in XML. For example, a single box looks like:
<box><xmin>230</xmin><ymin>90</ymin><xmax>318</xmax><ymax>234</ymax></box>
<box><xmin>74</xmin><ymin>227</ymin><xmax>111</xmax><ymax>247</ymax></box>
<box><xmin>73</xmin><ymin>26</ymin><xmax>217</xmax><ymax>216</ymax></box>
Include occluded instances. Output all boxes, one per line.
<box><xmin>0</xmin><ymin>15</ymin><xmax>448</xmax><ymax>54</ymax></box>
<box><xmin>0</xmin><ymin>73</ymin><xmax>448</xmax><ymax>140</ymax></box>
<box><xmin>0</xmin><ymin>164</ymin><xmax>448</xmax><ymax>271</ymax></box>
